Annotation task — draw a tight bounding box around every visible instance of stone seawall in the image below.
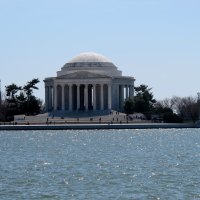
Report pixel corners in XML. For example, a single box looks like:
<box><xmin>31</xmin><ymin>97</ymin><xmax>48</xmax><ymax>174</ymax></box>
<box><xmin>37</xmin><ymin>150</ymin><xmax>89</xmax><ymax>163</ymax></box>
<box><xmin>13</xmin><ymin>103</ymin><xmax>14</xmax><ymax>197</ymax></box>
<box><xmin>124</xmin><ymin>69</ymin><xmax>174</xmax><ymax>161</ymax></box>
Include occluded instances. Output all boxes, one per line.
<box><xmin>0</xmin><ymin>123</ymin><xmax>198</xmax><ymax>131</ymax></box>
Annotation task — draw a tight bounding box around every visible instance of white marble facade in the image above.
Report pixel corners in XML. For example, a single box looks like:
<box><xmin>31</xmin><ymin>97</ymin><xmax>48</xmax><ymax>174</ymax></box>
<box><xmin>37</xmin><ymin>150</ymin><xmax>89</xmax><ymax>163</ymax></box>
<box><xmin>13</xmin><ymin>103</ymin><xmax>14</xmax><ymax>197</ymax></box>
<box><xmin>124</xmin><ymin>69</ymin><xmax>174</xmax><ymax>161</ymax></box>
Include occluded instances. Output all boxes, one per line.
<box><xmin>44</xmin><ymin>52</ymin><xmax>135</xmax><ymax>113</ymax></box>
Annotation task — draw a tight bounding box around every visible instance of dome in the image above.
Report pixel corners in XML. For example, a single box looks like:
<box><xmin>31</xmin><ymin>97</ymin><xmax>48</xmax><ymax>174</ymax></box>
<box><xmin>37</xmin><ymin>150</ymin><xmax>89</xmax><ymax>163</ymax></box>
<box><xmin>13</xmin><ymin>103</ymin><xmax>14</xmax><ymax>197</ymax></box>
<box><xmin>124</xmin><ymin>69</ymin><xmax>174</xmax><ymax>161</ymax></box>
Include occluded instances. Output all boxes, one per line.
<box><xmin>58</xmin><ymin>52</ymin><xmax>122</xmax><ymax>77</ymax></box>
<box><xmin>68</xmin><ymin>52</ymin><xmax>112</xmax><ymax>63</ymax></box>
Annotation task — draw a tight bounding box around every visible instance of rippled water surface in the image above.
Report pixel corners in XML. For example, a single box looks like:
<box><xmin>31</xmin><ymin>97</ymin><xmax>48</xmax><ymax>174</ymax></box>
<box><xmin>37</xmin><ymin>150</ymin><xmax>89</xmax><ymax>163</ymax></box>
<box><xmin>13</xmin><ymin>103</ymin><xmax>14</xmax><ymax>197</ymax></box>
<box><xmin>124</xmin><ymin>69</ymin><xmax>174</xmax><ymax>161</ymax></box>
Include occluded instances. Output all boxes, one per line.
<box><xmin>0</xmin><ymin>129</ymin><xmax>200</xmax><ymax>199</ymax></box>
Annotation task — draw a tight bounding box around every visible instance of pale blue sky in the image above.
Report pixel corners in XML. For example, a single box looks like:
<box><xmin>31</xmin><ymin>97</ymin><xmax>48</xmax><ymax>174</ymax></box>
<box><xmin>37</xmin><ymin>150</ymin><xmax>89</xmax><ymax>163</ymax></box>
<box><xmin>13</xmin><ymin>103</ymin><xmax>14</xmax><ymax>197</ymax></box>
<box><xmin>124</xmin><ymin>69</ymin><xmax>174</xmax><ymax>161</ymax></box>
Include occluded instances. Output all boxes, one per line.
<box><xmin>0</xmin><ymin>0</ymin><xmax>199</xmax><ymax>101</ymax></box>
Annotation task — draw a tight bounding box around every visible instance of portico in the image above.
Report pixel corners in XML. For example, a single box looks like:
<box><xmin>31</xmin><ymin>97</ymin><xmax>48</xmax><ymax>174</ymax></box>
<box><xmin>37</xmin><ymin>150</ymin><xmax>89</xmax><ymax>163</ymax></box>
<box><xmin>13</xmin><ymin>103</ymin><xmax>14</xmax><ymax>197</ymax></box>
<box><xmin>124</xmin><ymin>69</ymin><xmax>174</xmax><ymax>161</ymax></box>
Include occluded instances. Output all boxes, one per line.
<box><xmin>44</xmin><ymin>52</ymin><xmax>135</xmax><ymax>114</ymax></box>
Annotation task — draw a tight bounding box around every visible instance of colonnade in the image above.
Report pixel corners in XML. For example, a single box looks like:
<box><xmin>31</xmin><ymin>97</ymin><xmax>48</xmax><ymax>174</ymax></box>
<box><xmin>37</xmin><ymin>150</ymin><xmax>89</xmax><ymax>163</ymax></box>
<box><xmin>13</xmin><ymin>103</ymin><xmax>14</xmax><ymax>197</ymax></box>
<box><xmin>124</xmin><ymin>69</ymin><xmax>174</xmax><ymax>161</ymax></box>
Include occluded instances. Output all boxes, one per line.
<box><xmin>124</xmin><ymin>85</ymin><xmax>134</xmax><ymax>99</ymax></box>
<box><xmin>118</xmin><ymin>84</ymin><xmax>134</xmax><ymax>111</ymax></box>
<box><xmin>45</xmin><ymin>83</ymin><xmax>134</xmax><ymax>112</ymax></box>
<box><xmin>45</xmin><ymin>83</ymin><xmax>112</xmax><ymax>112</ymax></box>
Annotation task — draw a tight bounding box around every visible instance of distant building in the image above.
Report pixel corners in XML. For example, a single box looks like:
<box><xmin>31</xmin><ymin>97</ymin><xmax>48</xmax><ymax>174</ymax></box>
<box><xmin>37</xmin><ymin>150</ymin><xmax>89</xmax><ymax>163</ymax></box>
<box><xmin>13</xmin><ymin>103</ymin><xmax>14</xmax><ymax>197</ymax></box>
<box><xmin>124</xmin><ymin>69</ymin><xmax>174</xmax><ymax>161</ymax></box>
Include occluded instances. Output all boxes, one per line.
<box><xmin>44</xmin><ymin>52</ymin><xmax>135</xmax><ymax>114</ymax></box>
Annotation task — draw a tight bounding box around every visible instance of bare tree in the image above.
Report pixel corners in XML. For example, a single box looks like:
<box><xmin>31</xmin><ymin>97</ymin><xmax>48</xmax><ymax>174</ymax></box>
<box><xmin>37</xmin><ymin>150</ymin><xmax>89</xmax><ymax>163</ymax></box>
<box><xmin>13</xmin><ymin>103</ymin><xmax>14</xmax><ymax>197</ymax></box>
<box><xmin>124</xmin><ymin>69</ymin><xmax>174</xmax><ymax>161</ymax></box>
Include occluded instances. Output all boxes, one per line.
<box><xmin>156</xmin><ymin>98</ymin><xmax>174</xmax><ymax>109</ymax></box>
<box><xmin>157</xmin><ymin>96</ymin><xmax>200</xmax><ymax>123</ymax></box>
<box><xmin>171</xmin><ymin>96</ymin><xmax>199</xmax><ymax>123</ymax></box>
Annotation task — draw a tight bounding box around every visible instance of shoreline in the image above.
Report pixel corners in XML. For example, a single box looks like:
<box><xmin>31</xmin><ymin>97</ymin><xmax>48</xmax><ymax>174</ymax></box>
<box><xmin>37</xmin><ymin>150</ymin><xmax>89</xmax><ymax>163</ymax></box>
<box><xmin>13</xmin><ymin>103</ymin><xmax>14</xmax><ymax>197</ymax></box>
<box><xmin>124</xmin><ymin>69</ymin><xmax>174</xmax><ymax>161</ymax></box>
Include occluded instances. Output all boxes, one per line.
<box><xmin>0</xmin><ymin>123</ymin><xmax>199</xmax><ymax>131</ymax></box>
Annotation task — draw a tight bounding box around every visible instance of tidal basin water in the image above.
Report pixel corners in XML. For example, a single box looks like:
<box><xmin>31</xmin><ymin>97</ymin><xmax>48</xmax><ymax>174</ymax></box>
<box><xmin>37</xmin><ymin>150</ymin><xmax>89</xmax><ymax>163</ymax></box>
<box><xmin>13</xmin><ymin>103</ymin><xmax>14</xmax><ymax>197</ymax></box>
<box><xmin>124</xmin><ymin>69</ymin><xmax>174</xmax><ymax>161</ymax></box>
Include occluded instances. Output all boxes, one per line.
<box><xmin>0</xmin><ymin>129</ymin><xmax>200</xmax><ymax>199</ymax></box>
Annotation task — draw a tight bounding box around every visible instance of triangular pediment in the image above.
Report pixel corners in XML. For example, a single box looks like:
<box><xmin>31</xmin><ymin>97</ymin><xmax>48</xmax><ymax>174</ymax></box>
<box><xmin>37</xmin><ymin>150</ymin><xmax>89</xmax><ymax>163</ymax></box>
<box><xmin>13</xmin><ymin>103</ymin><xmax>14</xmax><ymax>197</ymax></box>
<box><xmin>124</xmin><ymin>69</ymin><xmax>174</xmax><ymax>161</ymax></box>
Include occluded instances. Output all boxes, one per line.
<box><xmin>58</xmin><ymin>71</ymin><xmax>111</xmax><ymax>79</ymax></box>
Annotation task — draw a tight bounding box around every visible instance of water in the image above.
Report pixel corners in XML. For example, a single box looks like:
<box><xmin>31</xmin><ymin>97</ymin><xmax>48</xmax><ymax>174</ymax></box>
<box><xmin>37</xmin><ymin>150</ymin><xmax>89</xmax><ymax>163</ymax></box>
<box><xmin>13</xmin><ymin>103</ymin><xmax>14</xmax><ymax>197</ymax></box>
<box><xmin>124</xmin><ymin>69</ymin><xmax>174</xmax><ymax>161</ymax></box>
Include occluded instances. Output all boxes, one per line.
<box><xmin>0</xmin><ymin>129</ymin><xmax>200</xmax><ymax>199</ymax></box>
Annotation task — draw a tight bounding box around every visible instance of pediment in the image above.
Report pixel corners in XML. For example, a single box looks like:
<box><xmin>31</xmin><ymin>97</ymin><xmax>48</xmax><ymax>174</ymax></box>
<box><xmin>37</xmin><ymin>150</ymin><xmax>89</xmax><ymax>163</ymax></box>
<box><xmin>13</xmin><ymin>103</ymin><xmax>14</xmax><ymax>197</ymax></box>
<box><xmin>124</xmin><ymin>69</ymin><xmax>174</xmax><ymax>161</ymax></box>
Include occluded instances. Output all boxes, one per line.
<box><xmin>58</xmin><ymin>71</ymin><xmax>111</xmax><ymax>79</ymax></box>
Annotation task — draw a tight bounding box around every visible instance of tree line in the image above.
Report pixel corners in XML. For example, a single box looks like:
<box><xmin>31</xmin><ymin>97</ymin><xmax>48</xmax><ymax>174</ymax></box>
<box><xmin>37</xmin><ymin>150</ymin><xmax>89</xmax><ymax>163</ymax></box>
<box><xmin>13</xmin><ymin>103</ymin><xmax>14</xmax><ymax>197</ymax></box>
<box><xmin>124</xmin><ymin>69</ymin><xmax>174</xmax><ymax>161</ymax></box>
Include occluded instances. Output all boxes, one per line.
<box><xmin>124</xmin><ymin>84</ymin><xmax>200</xmax><ymax>123</ymax></box>
<box><xmin>0</xmin><ymin>78</ymin><xmax>43</xmax><ymax>121</ymax></box>
<box><xmin>0</xmin><ymin>80</ymin><xmax>199</xmax><ymax>123</ymax></box>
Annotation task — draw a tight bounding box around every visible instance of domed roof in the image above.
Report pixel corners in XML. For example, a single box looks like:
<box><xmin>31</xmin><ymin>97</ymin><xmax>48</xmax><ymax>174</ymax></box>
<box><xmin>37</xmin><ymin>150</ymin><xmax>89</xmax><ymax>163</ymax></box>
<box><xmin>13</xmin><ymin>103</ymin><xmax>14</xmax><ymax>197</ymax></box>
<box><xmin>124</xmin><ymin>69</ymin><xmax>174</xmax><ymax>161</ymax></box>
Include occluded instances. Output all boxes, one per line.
<box><xmin>57</xmin><ymin>52</ymin><xmax>123</xmax><ymax>77</ymax></box>
<box><xmin>68</xmin><ymin>52</ymin><xmax>112</xmax><ymax>63</ymax></box>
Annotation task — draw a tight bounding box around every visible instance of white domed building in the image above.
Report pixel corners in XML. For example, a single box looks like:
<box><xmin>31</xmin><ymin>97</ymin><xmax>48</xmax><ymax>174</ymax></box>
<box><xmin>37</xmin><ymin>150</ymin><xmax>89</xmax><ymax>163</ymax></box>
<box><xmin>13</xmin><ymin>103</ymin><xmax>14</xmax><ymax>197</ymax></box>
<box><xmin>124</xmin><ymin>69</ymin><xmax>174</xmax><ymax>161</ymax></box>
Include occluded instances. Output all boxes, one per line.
<box><xmin>44</xmin><ymin>52</ymin><xmax>135</xmax><ymax>114</ymax></box>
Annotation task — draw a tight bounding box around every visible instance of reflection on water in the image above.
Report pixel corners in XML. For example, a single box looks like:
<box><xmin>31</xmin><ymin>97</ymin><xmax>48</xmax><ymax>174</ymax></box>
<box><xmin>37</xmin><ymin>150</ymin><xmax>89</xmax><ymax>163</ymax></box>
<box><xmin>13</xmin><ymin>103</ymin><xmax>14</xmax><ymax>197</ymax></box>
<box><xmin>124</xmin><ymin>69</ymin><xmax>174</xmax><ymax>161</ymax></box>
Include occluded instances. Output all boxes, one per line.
<box><xmin>0</xmin><ymin>129</ymin><xmax>200</xmax><ymax>199</ymax></box>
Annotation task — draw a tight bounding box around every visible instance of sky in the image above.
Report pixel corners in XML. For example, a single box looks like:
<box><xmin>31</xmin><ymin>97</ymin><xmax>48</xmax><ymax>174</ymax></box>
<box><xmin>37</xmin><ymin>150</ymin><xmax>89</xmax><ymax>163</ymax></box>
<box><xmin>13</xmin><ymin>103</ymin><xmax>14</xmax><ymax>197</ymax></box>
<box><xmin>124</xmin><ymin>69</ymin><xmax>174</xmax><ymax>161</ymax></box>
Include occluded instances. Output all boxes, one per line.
<box><xmin>0</xmin><ymin>0</ymin><xmax>200</xmax><ymax>101</ymax></box>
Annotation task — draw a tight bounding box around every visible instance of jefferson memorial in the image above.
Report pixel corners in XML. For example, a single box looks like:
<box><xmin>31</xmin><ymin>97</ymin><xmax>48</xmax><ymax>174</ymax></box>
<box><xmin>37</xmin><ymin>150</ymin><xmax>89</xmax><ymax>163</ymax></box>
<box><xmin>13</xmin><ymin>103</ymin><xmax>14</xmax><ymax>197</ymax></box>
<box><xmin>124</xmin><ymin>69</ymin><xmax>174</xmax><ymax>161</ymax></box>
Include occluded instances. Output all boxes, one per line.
<box><xmin>44</xmin><ymin>52</ymin><xmax>135</xmax><ymax>114</ymax></box>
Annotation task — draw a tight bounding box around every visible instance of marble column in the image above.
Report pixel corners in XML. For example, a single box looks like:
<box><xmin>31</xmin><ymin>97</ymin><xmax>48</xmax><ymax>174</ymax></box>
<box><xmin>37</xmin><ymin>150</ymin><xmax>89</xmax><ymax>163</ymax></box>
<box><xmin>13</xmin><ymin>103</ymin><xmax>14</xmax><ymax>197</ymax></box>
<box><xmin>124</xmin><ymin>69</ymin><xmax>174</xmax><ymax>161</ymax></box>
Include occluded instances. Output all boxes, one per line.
<box><xmin>62</xmin><ymin>84</ymin><xmax>65</xmax><ymax>111</ymax></box>
<box><xmin>53</xmin><ymin>84</ymin><xmax>57</xmax><ymax>111</ymax></box>
<box><xmin>49</xmin><ymin>86</ymin><xmax>53</xmax><ymax>111</ymax></box>
<box><xmin>101</xmin><ymin>84</ymin><xmax>104</xmax><ymax>110</ymax></box>
<box><xmin>108</xmin><ymin>84</ymin><xmax>112</xmax><ymax>110</ymax></box>
<box><xmin>84</xmin><ymin>84</ymin><xmax>88</xmax><ymax>110</ymax></box>
<box><xmin>77</xmin><ymin>84</ymin><xmax>80</xmax><ymax>111</ymax></box>
<box><xmin>126</xmin><ymin>85</ymin><xmax>128</xmax><ymax>99</ymax></box>
<box><xmin>93</xmin><ymin>84</ymin><xmax>96</xmax><ymax>110</ymax></box>
<box><xmin>69</xmin><ymin>84</ymin><xmax>72</xmax><ymax>111</ymax></box>
<box><xmin>119</xmin><ymin>85</ymin><xmax>124</xmax><ymax>111</ymax></box>
<box><xmin>45</xmin><ymin>86</ymin><xmax>49</xmax><ymax>111</ymax></box>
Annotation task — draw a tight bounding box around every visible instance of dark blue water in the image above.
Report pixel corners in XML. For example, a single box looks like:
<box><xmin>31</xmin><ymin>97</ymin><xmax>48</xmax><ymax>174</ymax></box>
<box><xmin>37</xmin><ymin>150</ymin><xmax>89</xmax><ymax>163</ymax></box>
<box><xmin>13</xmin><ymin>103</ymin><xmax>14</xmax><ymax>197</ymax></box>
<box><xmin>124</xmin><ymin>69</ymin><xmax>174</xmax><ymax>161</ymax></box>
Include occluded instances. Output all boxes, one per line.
<box><xmin>0</xmin><ymin>129</ymin><xmax>200</xmax><ymax>199</ymax></box>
